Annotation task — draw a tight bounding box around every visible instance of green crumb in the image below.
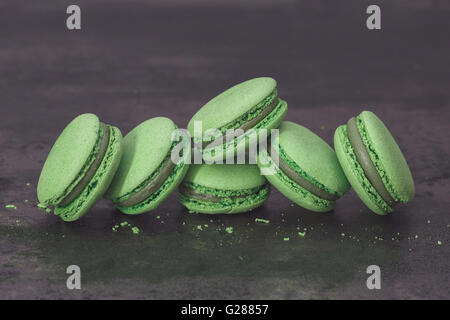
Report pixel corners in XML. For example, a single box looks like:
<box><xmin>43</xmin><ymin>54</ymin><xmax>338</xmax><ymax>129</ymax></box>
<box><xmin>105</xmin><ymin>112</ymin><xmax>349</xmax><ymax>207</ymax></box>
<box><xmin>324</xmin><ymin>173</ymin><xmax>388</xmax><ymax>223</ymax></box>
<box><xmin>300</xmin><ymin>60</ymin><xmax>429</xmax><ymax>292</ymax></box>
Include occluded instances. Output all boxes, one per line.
<box><xmin>437</xmin><ymin>241</ymin><xmax>442</xmax><ymax>246</ymax></box>
<box><xmin>427</xmin><ymin>220</ymin><xmax>431</xmax><ymax>224</ymax></box>
<box><xmin>24</xmin><ymin>199</ymin><xmax>29</xmax><ymax>203</ymax></box>
<box><xmin>341</xmin><ymin>233</ymin><xmax>345</xmax><ymax>237</ymax></box>
<box><xmin>26</xmin><ymin>183</ymin><xmax>31</xmax><ymax>186</ymax></box>
<box><xmin>196</xmin><ymin>225</ymin><xmax>203</xmax><ymax>231</ymax></box>
<box><xmin>204</xmin><ymin>224</ymin><xmax>208</xmax><ymax>228</ymax></box>
<box><xmin>45</xmin><ymin>208</ymin><xmax>52</xmax><ymax>214</ymax></box>
<box><xmin>283</xmin><ymin>237</ymin><xmax>290</xmax><ymax>241</ymax></box>
<box><xmin>255</xmin><ymin>218</ymin><xmax>270</xmax><ymax>224</ymax></box>
<box><xmin>298</xmin><ymin>232</ymin><xmax>306</xmax><ymax>237</ymax></box>
<box><xmin>238</xmin><ymin>256</ymin><xmax>244</xmax><ymax>261</ymax></box>
<box><xmin>15</xmin><ymin>220</ymin><xmax>20</xmax><ymax>224</ymax></box>
<box><xmin>290</xmin><ymin>203</ymin><xmax>294</xmax><ymax>207</ymax></box>
<box><xmin>156</xmin><ymin>215</ymin><xmax>160</xmax><ymax>219</ymax></box>
<box><xmin>5</xmin><ymin>204</ymin><xmax>17</xmax><ymax>210</ymax></box>
<box><xmin>120</xmin><ymin>221</ymin><xmax>129</xmax><ymax>227</ymax></box>
<box><xmin>37</xmin><ymin>203</ymin><xmax>47</xmax><ymax>210</ymax></box>
<box><xmin>415</xmin><ymin>235</ymin><xmax>419</xmax><ymax>240</ymax></box>
<box><xmin>131</xmin><ymin>227</ymin><xmax>140</xmax><ymax>235</ymax></box>
<box><xmin>303</xmin><ymin>227</ymin><xmax>307</xmax><ymax>231</ymax></box>
<box><xmin>225</xmin><ymin>227</ymin><xmax>233</xmax><ymax>234</ymax></box>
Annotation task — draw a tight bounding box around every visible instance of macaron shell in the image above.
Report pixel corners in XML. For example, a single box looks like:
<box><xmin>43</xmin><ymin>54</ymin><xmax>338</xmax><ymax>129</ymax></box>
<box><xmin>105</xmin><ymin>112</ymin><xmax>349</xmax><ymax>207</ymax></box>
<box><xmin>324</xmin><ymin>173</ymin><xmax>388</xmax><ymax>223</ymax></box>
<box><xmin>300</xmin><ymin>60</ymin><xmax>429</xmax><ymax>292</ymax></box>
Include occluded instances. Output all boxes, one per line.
<box><xmin>183</xmin><ymin>164</ymin><xmax>266</xmax><ymax>190</ymax></box>
<box><xmin>201</xmin><ymin>99</ymin><xmax>288</xmax><ymax>163</ymax></box>
<box><xmin>37</xmin><ymin>113</ymin><xmax>100</xmax><ymax>205</ymax></box>
<box><xmin>187</xmin><ymin>77</ymin><xmax>277</xmax><ymax>134</ymax></box>
<box><xmin>359</xmin><ymin>111</ymin><xmax>415</xmax><ymax>203</ymax></box>
<box><xmin>55</xmin><ymin>125</ymin><xmax>124</xmax><ymax>221</ymax></box>
<box><xmin>179</xmin><ymin>188</ymin><xmax>269</xmax><ymax>214</ymax></box>
<box><xmin>117</xmin><ymin>161</ymin><xmax>190</xmax><ymax>215</ymax></box>
<box><xmin>278</xmin><ymin>121</ymin><xmax>350</xmax><ymax>195</ymax></box>
<box><xmin>257</xmin><ymin>149</ymin><xmax>334</xmax><ymax>212</ymax></box>
<box><xmin>105</xmin><ymin>117</ymin><xmax>178</xmax><ymax>200</ymax></box>
<box><xmin>334</xmin><ymin>125</ymin><xmax>388</xmax><ymax>215</ymax></box>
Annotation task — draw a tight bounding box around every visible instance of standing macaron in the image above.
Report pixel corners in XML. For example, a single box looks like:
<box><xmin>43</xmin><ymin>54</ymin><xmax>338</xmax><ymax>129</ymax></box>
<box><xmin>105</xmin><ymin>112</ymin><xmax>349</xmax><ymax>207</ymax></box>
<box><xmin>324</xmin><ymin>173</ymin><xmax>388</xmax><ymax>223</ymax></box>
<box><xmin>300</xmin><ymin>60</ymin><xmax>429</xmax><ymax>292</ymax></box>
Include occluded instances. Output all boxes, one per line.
<box><xmin>187</xmin><ymin>77</ymin><xmax>287</xmax><ymax>162</ymax></box>
<box><xmin>258</xmin><ymin>121</ymin><xmax>350</xmax><ymax>212</ymax></box>
<box><xmin>105</xmin><ymin>117</ymin><xmax>190</xmax><ymax>214</ymax></box>
<box><xmin>334</xmin><ymin>111</ymin><xmax>414</xmax><ymax>215</ymax></box>
<box><xmin>179</xmin><ymin>164</ymin><xmax>270</xmax><ymax>214</ymax></box>
<box><xmin>37</xmin><ymin>113</ymin><xmax>123</xmax><ymax>221</ymax></box>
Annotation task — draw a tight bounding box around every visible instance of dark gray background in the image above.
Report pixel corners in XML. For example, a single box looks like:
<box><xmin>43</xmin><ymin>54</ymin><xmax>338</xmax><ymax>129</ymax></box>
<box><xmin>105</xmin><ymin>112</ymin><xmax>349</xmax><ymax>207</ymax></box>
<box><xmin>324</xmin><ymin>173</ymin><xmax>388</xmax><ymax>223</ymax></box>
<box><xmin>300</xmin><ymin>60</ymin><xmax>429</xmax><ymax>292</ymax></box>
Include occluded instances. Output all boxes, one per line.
<box><xmin>0</xmin><ymin>0</ymin><xmax>449</xmax><ymax>299</ymax></box>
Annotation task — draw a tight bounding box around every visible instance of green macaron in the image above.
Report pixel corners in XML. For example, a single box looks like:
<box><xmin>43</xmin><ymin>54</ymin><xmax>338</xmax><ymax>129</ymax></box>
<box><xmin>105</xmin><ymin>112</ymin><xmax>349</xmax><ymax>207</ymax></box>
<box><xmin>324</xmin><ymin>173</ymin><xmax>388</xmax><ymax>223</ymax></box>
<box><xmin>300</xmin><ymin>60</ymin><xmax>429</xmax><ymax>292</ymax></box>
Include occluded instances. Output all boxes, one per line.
<box><xmin>105</xmin><ymin>117</ymin><xmax>190</xmax><ymax>214</ymax></box>
<box><xmin>258</xmin><ymin>121</ymin><xmax>350</xmax><ymax>212</ymax></box>
<box><xmin>178</xmin><ymin>164</ymin><xmax>270</xmax><ymax>214</ymax></box>
<box><xmin>187</xmin><ymin>77</ymin><xmax>287</xmax><ymax>162</ymax></box>
<box><xmin>37</xmin><ymin>113</ymin><xmax>123</xmax><ymax>222</ymax></box>
<box><xmin>334</xmin><ymin>111</ymin><xmax>414</xmax><ymax>215</ymax></box>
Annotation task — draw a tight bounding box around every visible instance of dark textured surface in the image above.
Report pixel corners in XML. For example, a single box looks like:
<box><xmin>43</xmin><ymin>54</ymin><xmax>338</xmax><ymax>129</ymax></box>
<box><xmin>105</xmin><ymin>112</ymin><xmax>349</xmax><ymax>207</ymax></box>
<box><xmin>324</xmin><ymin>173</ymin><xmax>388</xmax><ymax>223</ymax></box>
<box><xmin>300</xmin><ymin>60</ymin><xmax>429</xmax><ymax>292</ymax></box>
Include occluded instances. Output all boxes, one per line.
<box><xmin>0</xmin><ymin>0</ymin><xmax>449</xmax><ymax>299</ymax></box>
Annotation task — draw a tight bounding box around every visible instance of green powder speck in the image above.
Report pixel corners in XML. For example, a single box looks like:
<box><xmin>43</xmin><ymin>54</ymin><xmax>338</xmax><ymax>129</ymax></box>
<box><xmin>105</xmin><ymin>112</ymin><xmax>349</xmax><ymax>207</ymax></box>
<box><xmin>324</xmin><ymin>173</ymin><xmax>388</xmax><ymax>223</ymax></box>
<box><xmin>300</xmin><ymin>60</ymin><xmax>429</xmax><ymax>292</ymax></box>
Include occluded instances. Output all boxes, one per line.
<box><xmin>225</xmin><ymin>227</ymin><xmax>233</xmax><ymax>234</ymax></box>
<box><xmin>283</xmin><ymin>237</ymin><xmax>290</xmax><ymax>241</ymax></box>
<box><xmin>341</xmin><ymin>233</ymin><xmax>345</xmax><ymax>237</ymax></box>
<box><xmin>415</xmin><ymin>235</ymin><xmax>419</xmax><ymax>240</ymax></box>
<box><xmin>196</xmin><ymin>225</ymin><xmax>203</xmax><ymax>231</ymax></box>
<box><xmin>298</xmin><ymin>232</ymin><xmax>306</xmax><ymax>237</ymax></box>
<box><xmin>131</xmin><ymin>227</ymin><xmax>140</xmax><ymax>235</ymax></box>
<box><xmin>427</xmin><ymin>220</ymin><xmax>431</xmax><ymax>224</ymax></box>
<box><xmin>255</xmin><ymin>218</ymin><xmax>270</xmax><ymax>224</ymax></box>
<box><xmin>156</xmin><ymin>216</ymin><xmax>160</xmax><ymax>219</ymax></box>
<box><xmin>5</xmin><ymin>204</ymin><xmax>16</xmax><ymax>210</ymax></box>
<box><xmin>45</xmin><ymin>208</ymin><xmax>52</xmax><ymax>214</ymax></box>
<box><xmin>24</xmin><ymin>199</ymin><xmax>29</xmax><ymax>203</ymax></box>
<box><xmin>437</xmin><ymin>241</ymin><xmax>442</xmax><ymax>246</ymax></box>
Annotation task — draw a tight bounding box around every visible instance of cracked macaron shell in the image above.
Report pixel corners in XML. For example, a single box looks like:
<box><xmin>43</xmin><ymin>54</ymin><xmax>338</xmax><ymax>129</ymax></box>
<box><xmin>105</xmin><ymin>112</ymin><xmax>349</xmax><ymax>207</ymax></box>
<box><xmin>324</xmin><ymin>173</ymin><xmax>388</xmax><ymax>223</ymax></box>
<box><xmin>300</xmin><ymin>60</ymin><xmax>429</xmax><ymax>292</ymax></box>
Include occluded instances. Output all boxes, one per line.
<box><xmin>334</xmin><ymin>111</ymin><xmax>414</xmax><ymax>215</ymax></box>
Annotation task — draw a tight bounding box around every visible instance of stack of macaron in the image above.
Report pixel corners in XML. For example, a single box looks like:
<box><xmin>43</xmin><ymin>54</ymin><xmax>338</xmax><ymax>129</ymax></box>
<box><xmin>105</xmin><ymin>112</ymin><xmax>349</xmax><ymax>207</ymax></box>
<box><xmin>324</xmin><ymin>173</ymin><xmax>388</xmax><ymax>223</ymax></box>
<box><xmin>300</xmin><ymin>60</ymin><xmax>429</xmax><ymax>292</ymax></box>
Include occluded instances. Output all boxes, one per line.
<box><xmin>37</xmin><ymin>77</ymin><xmax>414</xmax><ymax>222</ymax></box>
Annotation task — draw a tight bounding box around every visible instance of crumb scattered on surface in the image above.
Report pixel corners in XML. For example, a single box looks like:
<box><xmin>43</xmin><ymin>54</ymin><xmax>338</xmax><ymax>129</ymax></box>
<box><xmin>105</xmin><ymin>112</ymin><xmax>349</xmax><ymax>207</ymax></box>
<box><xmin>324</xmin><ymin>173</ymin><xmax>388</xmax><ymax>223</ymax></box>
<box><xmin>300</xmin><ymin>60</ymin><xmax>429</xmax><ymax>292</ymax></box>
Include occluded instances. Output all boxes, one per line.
<box><xmin>437</xmin><ymin>240</ymin><xmax>442</xmax><ymax>246</ymax></box>
<box><xmin>5</xmin><ymin>204</ymin><xmax>17</xmax><ymax>210</ymax></box>
<box><xmin>255</xmin><ymin>218</ymin><xmax>270</xmax><ymax>224</ymax></box>
<box><xmin>225</xmin><ymin>227</ymin><xmax>233</xmax><ymax>234</ymax></box>
<box><xmin>131</xmin><ymin>226</ymin><xmax>140</xmax><ymax>234</ymax></box>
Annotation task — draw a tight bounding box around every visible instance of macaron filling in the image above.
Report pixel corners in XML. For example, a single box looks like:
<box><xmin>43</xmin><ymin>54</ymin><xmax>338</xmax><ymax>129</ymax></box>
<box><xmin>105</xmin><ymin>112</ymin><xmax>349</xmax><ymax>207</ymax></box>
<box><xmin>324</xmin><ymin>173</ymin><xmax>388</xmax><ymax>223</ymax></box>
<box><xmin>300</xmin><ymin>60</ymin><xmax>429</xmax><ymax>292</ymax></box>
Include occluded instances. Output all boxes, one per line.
<box><xmin>347</xmin><ymin>117</ymin><xmax>396</xmax><ymax>207</ymax></box>
<box><xmin>203</xmin><ymin>89</ymin><xmax>280</xmax><ymax>149</ymax></box>
<box><xmin>58</xmin><ymin>123</ymin><xmax>110</xmax><ymax>207</ymax></box>
<box><xmin>116</xmin><ymin>143</ymin><xmax>183</xmax><ymax>207</ymax></box>
<box><xmin>268</xmin><ymin>146</ymin><xmax>340</xmax><ymax>201</ymax></box>
<box><xmin>179</xmin><ymin>182</ymin><xmax>270</xmax><ymax>207</ymax></box>
<box><xmin>113</xmin><ymin>141</ymin><xmax>183</xmax><ymax>208</ymax></box>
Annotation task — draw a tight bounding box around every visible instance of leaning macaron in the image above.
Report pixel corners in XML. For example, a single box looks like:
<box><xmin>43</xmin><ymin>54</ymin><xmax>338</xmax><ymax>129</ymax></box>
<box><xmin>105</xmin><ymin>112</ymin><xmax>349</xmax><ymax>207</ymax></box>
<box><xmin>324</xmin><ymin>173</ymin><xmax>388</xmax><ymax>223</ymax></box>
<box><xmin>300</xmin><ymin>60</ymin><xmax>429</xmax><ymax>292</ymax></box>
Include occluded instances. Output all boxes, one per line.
<box><xmin>105</xmin><ymin>117</ymin><xmax>190</xmax><ymax>214</ymax></box>
<box><xmin>334</xmin><ymin>111</ymin><xmax>414</xmax><ymax>215</ymax></box>
<box><xmin>179</xmin><ymin>164</ymin><xmax>270</xmax><ymax>214</ymax></box>
<box><xmin>37</xmin><ymin>113</ymin><xmax>123</xmax><ymax>222</ymax></box>
<box><xmin>187</xmin><ymin>77</ymin><xmax>287</xmax><ymax>162</ymax></box>
<box><xmin>258</xmin><ymin>121</ymin><xmax>350</xmax><ymax>212</ymax></box>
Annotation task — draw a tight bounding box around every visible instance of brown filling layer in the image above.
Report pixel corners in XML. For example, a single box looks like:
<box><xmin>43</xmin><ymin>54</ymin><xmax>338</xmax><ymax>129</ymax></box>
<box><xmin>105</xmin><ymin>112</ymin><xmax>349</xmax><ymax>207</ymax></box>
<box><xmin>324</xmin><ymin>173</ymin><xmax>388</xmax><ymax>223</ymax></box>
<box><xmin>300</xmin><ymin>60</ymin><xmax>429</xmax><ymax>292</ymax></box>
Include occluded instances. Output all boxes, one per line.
<box><xmin>346</xmin><ymin>117</ymin><xmax>396</xmax><ymax>207</ymax></box>
<box><xmin>116</xmin><ymin>143</ymin><xmax>183</xmax><ymax>208</ymax></box>
<box><xmin>59</xmin><ymin>123</ymin><xmax>110</xmax><ymax>207</ymax></box>
<box><xmin>269</xmin><ymin>147</ymin><xmax>339</xmax><ymax>201</ymax></box>
<box><xmin>179</xmin><ymin>184</ymin><xmax>262</xmax><ymax>203</ymax></box>
<box><xmin>203</xmin><ymin>96</ymin><xmax>280</xmax><ymax>150</ymax></box>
